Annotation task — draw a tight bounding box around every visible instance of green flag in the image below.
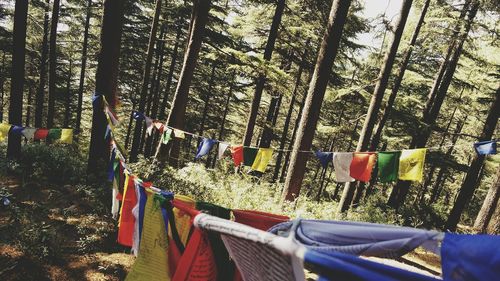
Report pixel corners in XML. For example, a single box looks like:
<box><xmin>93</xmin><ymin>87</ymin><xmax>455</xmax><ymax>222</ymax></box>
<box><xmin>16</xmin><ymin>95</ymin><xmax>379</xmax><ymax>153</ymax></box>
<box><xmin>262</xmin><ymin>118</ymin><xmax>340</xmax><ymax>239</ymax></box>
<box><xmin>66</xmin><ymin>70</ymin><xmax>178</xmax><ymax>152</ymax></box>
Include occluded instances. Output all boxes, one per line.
<box><xmin>243</xmin><ymin>147</ymin><xmax>259</xmax><ymax>166</ymax></box>
<box><xmin>47</xmin><ymin>128</ymin><xmax>62</xmax><ymax>142</ymax></box>
<box><xmin>377</xmin><ymin>151</ymin><xmax>401</xmax><ymax>183</ymax></box>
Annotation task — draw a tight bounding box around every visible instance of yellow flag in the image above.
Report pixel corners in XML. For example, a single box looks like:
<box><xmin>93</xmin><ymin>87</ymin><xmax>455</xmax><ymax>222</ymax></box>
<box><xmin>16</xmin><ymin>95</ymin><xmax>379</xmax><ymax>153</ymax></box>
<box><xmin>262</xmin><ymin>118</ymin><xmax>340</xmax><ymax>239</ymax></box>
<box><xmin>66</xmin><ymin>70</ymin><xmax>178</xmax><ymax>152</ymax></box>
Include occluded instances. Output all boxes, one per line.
<box><xmin>251</xmin><ymin>148</ymin><xmax>274</xmax><ymax>172</ymax></box>
<box><xmin>398</xmin><ymin>148</ymin><xmax>426</xmax><ymax>182</ymax></box>
<box><xmin>173</xmin><ymin>129</ymin><xmax>185</xmax><ymax>139</ymax></box>
<box><xmin>170</xmin><ymin>195</ymin><xmax>195</xmax><ymax>245</ymax></box>
<box><xmin>126</xmin><ymin>193</ymin><xmax>171</xmax><ymax>281</ymax></box>
<box><xmin>118</xmin><ymin>173</ymin><xmax>130</xmax><ymax>228</ymax></box>
<box><xmin>60</xmin><ymin>129</ymin><xmax>73</xmax><ymax>144</ymax></box>
<box><xmin>0</xmin><ymin>123</ymin><xmax>11</xmax><ymax>141</ymax></box>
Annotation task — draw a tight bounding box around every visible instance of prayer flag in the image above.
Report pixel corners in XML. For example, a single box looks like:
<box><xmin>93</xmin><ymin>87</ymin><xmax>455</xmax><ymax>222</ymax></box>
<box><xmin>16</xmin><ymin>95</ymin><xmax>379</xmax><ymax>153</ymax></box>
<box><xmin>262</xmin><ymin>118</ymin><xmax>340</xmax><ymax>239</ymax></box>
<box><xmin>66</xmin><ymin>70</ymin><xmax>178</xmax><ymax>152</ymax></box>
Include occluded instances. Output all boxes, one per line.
<box><xmin>132</xmin><ymin>111</ymin><xmax>145</xmax><ymax>121</ymax></box>
<box><xmin>377</xmin><ymin>151</ymin><xmax>401</xmax><ymax>183</ymax></box>
<box><xmin>22</xmin><ymin>128</ymin><xmax>37</xmax><ymax>141</ymax></box>
<box><xmin>474</xmin><ymin>140</ymin><xmax>497</xmax><ymax>155</ymax></box>
<box><xmin>0</xmin><ymin>123</ymin><xmax>12</xmax><ymax>141</ymax></box>
<box><xmin>173</xmin><ymin>129</ymin><xmax>185</xmax><ymax>139</ymax></box>
<box><xmin>47</xmin><ymin>128</ymin><xmax>62</xmax><ymax>141</ymax></box>
<box><xmin>118</xmin><ymin>174</ymin><xmax>137</xmax><ymax>247</ymax></box>
<box><xmin>10</xmin><ymin>125</ymin><xmax>25</xmax><ymax>136</ymax></box>
<box><xmin>243</xmin><ymin>147</ymin><xmax>259</xmax><ymax>166</ymax></box>
<box><xmin>218</xmin><ymin>142</ymin><xmax>230</xmax><ymax>160</ymax></box>
<box><xmin>350</xmin><ymin>152</ymin><xmax>377</xmax><ymax>182</ymax></box>
<box><xmin>195</xmin><ymin>138</ymin><xmax>216</xmax><ymax>159</ymax></box>
<box><xmin>315</xmin><ymin>150</ymin><xmax>333</xmax><ymax>168</ymax></box>
<box><xmin>60</xmin><ymin>129</ymin><xmax>73</xmax><ymax>144</ymax></box>
<box><xmin>333</xmin><ymin>152</ymin><xmax>355</xmax><ymax>182</ymax></box>
<box><xmin>145</xmin><ymin>117</ymin><xmax>154</xmax><ymax>136</ymax></box>
<box><xmin>398</xmin><ymin>148</ymin><xmax>426</xmax><ymax>182</ymax></box>
<box><xmin>231</xmin><ymin>145</ymin><xmax>244</xmax><ymax>166</ymax></box>
<box><xmin>161</xmin><ymin>128</ymin><xmax>172</xmax><ymax>145</ymax></box>
<box><xmin>153</xmin><ymin>121</ymin><xmax>164</xmax><ymax>133</ymax></box>
<box><xmin>34</xmin><ymin>128</ymin><xmax>49</xmax><ymax>140</ymax></box>
<box><xmin>251</xmin><ymin>148</ymin><xmax>274</xmax><ymax>172</ymax></box>
<box><xmin>125</xmin><ymin>193</ymin><xmax>170</xmax><ymax>281</ymax></box>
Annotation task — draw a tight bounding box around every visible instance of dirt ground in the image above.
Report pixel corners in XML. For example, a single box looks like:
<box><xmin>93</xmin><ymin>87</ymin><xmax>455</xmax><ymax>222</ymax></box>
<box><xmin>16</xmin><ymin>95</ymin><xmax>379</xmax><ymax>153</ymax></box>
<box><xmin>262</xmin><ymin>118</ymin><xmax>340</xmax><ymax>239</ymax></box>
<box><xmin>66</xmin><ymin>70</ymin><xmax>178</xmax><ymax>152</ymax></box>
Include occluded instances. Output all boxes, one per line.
<box><xmin>0</xmin><ymin>176</ymin><xmax>443</xmax><ymax>280</ymax></box>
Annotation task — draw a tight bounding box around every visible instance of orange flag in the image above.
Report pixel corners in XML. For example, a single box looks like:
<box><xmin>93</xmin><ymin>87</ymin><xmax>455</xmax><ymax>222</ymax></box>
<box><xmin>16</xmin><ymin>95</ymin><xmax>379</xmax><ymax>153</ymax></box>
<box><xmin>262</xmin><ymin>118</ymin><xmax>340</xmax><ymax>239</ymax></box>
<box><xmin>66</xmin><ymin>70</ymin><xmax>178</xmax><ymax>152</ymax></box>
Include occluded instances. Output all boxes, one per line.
<box><xmin>349</xmin><ymin>152</ymin><xmax>377</xmax><ymax>182</ymax></box>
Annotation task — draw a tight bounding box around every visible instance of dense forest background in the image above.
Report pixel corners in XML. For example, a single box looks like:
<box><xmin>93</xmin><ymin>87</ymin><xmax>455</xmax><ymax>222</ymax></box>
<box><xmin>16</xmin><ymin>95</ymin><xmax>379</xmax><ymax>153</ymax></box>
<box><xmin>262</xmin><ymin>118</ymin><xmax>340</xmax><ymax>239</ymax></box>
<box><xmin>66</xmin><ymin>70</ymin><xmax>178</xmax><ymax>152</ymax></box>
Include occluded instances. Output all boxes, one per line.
<box><xmin>0</xmin><ymin>0</ymin><xmax>499</xmax><ymax>237</ymax></box>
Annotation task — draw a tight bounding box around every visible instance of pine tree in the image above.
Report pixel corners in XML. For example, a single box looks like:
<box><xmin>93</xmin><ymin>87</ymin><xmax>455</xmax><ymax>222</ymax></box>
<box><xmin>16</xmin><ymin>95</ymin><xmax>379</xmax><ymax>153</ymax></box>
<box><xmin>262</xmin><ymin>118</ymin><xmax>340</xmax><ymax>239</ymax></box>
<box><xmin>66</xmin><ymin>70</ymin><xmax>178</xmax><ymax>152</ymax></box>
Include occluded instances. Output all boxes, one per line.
<box><xmin>46</xmin><ymin>0</ymin><xmax>60</xmax><ymax>128</ymax></box>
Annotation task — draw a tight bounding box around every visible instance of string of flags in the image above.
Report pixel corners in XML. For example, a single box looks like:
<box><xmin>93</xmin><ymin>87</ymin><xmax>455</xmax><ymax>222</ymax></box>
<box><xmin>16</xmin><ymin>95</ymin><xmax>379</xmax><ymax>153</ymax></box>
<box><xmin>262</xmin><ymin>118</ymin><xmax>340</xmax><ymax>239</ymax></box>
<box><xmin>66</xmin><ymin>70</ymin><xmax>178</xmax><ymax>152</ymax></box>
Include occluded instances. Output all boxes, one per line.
<box><xmin>96</xmin><ymin>95</ymin><xmax>500</xmax><ymax>281</ymax></box>
<box><xmin>131</xmin><ymin>110</ymin><xmax>498</xmax><ymax>183</ymax></box>
<box><xmin>0</xmin><ymin>123</ymin><xmax>73</xmax><ymax>144</ymax></box>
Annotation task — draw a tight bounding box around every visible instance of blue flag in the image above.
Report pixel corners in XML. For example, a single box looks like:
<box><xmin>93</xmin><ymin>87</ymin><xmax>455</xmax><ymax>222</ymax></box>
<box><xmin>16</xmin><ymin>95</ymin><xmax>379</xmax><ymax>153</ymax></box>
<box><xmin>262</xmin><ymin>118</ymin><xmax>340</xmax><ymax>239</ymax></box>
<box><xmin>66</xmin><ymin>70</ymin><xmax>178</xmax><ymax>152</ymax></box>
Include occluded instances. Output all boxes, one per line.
<box><xmin>132</xmin><ymin>111</ymin><xmax>145</xmax><ymax>121</ymax></box>
<box><xmin>195</xmin><ymin>138</ymin><xmax>216</xmax><ymax>159</ymax></box>
<box><xmin>474</xmin><ymin>140</ymin><xmax>497</xmax><ymax>155</ymax></box>
<box><xmin>10</xmin><ymin>125</ymin><xmax>25</xmax><ymax>136</ymax></box>
<box><xmin>315</xmin><ymin>150</ymin><xmax>333</xmax><ymax>168</ymax></box>
<box><xmin>92</xmin><ymin>93</ymin><xmax>102</xmax><ymax>108</ymax></box>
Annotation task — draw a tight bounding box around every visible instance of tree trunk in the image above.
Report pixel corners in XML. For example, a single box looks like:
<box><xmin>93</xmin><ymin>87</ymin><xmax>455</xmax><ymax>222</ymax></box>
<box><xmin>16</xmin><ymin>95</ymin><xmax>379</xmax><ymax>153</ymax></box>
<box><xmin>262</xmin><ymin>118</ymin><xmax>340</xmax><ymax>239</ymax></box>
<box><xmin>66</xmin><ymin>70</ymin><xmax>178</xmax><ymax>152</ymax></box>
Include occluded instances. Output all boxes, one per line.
<box><xmin>64</xmin><ymin>59</ymin><xmax>72</xmax><ymax>127</ymax></box>
<box><xmin>35</xmin><ymin>0</ymin><xmax>50</xmax><ymax>127</ymax></box>
<box><xmin>370</xmin><ymin>0</ymin><xmax>430</xmax><ymax>151</ymax></box>
<box><xmin>338</xmin><ymin>0</ymin><xmax>413</xmax><ymax>213</ymax></box>
<box><xmin>158</xmin><ymin>21</ymin><xmax>183</xmax><ymax>120</ymax></box>
<box><xmin>144</xmin><ymin>28</ymin><xmax>168</xmax><ymax>157</ymax></box>
<box><xmin>87</xmin><ymin>0</ymin><xmax>125</xmax><ymax>174</ymax></box>
<box><xmin>75</xmin><ymin>0</ymin><xmax>92</xmax><ymax>135</ymax></box>
<box><xmin>25</xmin><ymin>58</ymin><xmax>34</xmax><ymax>127</ymax></box>
<box><xmin>445</xmin><ymin>86</ymin><xmax>500</xmax><ymax>231</ymax></box>
<box><xmin>198</xmin><ymin>61</ymin><xmax>217</xmax><ymax>139</ymax></box>
<box><xmin>388</xmin><ymin>1</ymin><xmax>479</xmax><ymax>209</ymax></box>
<box><xmin>487</xmin><ymin>200</ymin><xmax>500</xmax><ymax>234</ymax></box>
<box><xmin>7</xmin><ymin>0</ymin><xmax>28</xmax><ymax>159</ymax></box>
<box><xmin>474</xmin><ymin>167</ymin><xmax>500</xmax><ymax>233</ymax></box>
<box><xmin>280</xmin><ymin>69</ymin><xmax>312</xmax><ymax>183</ymax></box>
<box><xmin>129</xmin><ymin>0</ymin><xmax>163</xmax><ymax>162</ymax></box>
<box><xmin>282</xmin><ymin>0</ymin><xmax>352</xmax><ymax>202</ymax></box>
<box><xmin>46</xmin><ymin>0</ymin><xmax>60</xmax><ymax>128</ymax></box>
<box><xmin>0</xmin><ymin>52</ymin><xmax>5</xmax><ymax>122</ymax></box>
<box><xmin>242</xmin><ymin>0</ymin><xmax>285</xmax><ymax>146</ymax></box>
<box><xmin>156</xmin><ymin>0</ymin><xmax>211</xmax><ymax>166</ymax></box>
<box><xmin>273</xmin><ymin>49</ymin><xmax>308</xmax><ymax>181</ymax></box>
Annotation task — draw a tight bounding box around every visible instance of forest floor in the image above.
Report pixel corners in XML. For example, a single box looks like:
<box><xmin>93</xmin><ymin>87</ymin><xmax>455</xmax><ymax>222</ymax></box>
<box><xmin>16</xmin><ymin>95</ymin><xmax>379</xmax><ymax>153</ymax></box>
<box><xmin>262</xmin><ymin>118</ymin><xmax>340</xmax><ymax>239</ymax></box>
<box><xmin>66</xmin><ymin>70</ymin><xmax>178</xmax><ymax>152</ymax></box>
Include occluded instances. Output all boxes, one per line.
<box><xmin>0</xmin><ymin>175</ymin><xmax>442</xmax><ymax>280</ymax></box>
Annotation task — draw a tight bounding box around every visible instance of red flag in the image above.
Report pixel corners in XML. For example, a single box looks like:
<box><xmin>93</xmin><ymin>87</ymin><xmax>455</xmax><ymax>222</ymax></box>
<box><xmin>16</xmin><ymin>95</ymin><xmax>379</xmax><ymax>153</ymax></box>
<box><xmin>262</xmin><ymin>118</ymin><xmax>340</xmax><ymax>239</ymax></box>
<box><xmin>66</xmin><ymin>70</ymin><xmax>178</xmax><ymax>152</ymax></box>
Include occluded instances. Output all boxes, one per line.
<box><xmin>230</xmin><ymin>145</ymin><xmax>244</xmax><ymax>166</ymax></box>
<box><xmin>117</xmin><ymin>175</ymin><xmax>137</xmax><ymax>247</ymax></box>
<box><xmin>34</xmin><ymin>128</ymin><xmax>49</xmax><ymax>140</ymax></box>
<box><xmin>349</xmin><ymin>152</ymin><xmax>377</xmax><ymax>182</ymax></box>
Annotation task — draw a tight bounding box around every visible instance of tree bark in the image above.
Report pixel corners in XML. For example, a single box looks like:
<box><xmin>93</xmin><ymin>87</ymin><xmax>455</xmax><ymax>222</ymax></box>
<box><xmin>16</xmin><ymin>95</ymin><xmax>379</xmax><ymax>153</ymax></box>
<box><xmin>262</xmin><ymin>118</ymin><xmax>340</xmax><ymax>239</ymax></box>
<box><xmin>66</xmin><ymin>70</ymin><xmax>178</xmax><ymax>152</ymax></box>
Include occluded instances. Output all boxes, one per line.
<box><xmin>0</xmin><ymin>52</ymin><xmax>5</xmax><ymax>122</ymax></box>
<box><xmin>25</xmin><ymin>57</ymin><xmax>34</xmax><ymax>127</ymax></box>
<box><xmin>282</xmin><ymin>0</ymin><xmax>352</xmax><ymax>202</ymax></box>
<box><xmin>158</xmin><ymin>21</ymin><xmax>183</xmax><ymax>120</ymax></box>
<box><xmin>129</xmin><ymin>0</ymin><xmax>163</xmax><ymax>162</ymax></box>
<box><xmin>7</xmin><ymin>0</ymin><xmax>28</xmax><ymax>159</ymax></box>
<box><xmin>87</xmin><ymin>0</ymin><xmax>125</xmax><ymax>174</ymax></box>
<box><xmin>155</xmin><ymin>0</ymin><xmax>211</xmax><ymax>166</ymax></box>
<box><xmin>388</xmin><ymin>1</ymin><xmax>479</xmax><ymax>209</ymax></box>
<box><xmin>273</xmin><ymin>49</ymin><xmax>308</xmax><ymax>181</ymax></box>
<box><xmin>75</xmin><ymin>0</ymin><xmax>92</xmax><ymax>135</ymax></box>
<box><xmin>445</xmin><ymin>86</ymin><xmax>500</xmax><ymax>231</ymax></box>
<box><xmin>242</xmin><ymin>0</ymin><xmax>285</xmax><ymax>146</ymax></box>
<box><xmin>370</xmin><ymin>0</ymin><xmax>430</xmax><ymax>151</ymax></box>
<box><xmin>338</xmin><ymin>0</ymin><xmax>413</xmax><ymax>213</ymax></box>
<box><xmin>35</xmin><ymin>0</ymin><xmax>50</xmax><ymax>128</ymax></box>
<box><xmin>46</xmin><ymin>0</ymin><xmax>61</xmax><ymax>128</ymax></box>
<box><xmin>64</xmin><ymin>59</ymin><xmax>72</xmax><ymax>127</ymax></box>
<box><xmin>474</xmin><ymin>167</ymin><xmax>500</xmax><ymax>233</ymax></box>
<box><xmin>198</xmin><ymin>61</ymin><xmax>217</xmax><ymax>139</ymax></box>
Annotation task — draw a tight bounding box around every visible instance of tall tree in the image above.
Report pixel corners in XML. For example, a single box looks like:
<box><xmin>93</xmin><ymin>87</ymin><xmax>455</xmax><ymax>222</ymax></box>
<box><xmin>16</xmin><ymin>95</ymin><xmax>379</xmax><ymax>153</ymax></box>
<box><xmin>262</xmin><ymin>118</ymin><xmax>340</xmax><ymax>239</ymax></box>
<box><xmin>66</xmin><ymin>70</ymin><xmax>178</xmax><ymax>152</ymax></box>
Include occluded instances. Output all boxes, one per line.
<box><xmin>474</xmin><ymin>166</ymin><xmax>500</xmax><ymax>233</ymax></box>
<box><xmin>242</xmin><ymin>0</ymin><xmax>285</xmax><ymax>146</ymax></box>
<box><xmin>282</xmin><ymin>0</ymin><xmax>352</xmax><ymax>202</ymax></box>
<box><xmin>388</xmin><ymin>1</ymin><xmax>479</xmax><ymax>208</ymax></box>
<box><xmin>370</xmin><ymin>0</ymin><xmax>430</xmax><ymax>150</ymax></box>
<box><xmin>129</xmin><ymin>0</ymin><xmax>163</xmax><ymax>162</ymax></box>
<box><xmin>7</xmin><ymin>0</ymin><xmax>29</xmax><ymax>159</ymax></box>
<box><xmin>445</xmin><ymin>87</ymin><xmax>500</xmax><ymax>231</ymax></box>
<box><xmin>64</xmin><ymin>59</ymin><xmax>72</xmax><ymax>127</ymax></box>
<box><xmin>87</xmin><ymin>0</ymin><xmax>125</xmax><ymax>173</ymax></box>
<box><xmin>35</xmin><ymin>0</ymin><xmax>50</xmax><ymax>128</ymax></box>
<box><xmin>155</xmin><ymin>0</ymin><xmax>211</xmax><ymax>165</ymax></box>
<box><xmin>46</xmin><ymin>0</ymin><xmax>60</xmax><ymax>128</ymax></box>
<box><xmin>75</xmin><ymin>0</ymin><xmax>93</xmax><ymax>135</ymax></box>
<box><xmin>338</xmin><ymin>0</ymin><xmax>413</xmax><ymax>213</ymax></box>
